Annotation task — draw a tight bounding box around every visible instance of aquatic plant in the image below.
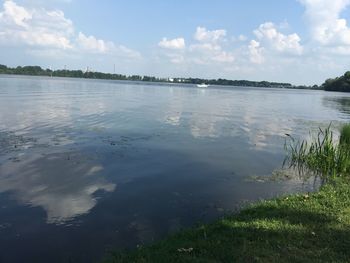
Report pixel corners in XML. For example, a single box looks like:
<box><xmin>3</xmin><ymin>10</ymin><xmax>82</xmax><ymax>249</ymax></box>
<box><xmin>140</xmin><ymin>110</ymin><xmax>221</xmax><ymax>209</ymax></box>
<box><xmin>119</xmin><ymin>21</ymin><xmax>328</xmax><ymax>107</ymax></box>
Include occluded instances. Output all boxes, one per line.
<box><xmin>340</xmin><ymin>123</ymin><xmax>350</xmax><ymax>147</ymax></box>
<box><xmin>284</xmin><ymin>124</ymin><xmax>350</xmax><ymax>184</ymax></box>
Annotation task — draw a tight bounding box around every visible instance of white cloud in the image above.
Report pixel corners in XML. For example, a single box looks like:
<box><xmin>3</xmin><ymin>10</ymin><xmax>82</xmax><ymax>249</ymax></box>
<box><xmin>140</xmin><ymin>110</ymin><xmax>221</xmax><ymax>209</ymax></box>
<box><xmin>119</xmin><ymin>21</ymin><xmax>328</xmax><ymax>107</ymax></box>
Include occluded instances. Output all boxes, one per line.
<box><xmin>194</xmin><ymin>26</ymin><xmax>226</xmax><ymax>43</ymax></box>
<box><xmin>158</xmin><ymin>37</ymin><xmax>185</xmax><ymax>50</ymax></box>
<box><xmin>190</xmin><ymin>27</ymin><xmax>234</xmax><ymax>64</ymax></box>
<box><xmin>0</xmin><ymin>1</ymin><xmax>140</xmax><ymax>59</ymax></box>
<box><xmin>299</xmin><ymin>0</ymin><xmax>350</xmax><ymax>46</ymax></box>
<box><xmin>0</xmin><ymin>0</ymin><xmax>73</xmax><ymax>49</ymax></box>
<box><xmin>254</xmin><ymin>22</ymin><xmax>303</xmax><ymax>55</ymax></box>
<box><xmin>76</xmin><ymin>33</ymin><xmax>141</xmax><ymax>58</ymax></box>
<box><xmin>77</xmin><ymin>32</ymin><xmax>111</xmax><ymax>53</ymax></box>
<box><xmin>159</xmin><ymin>26</ymin><xmax>234</xmax><ymax>66</ymax></box>
<box><xmin>248</xmin><ymin>40</ymin><xmax>264</xmax><ymax>64</ymax></box>
<box><xmin>1</xmin><ymin>0</ymin><xmax>32</xmax><ymax>28</ymax></box>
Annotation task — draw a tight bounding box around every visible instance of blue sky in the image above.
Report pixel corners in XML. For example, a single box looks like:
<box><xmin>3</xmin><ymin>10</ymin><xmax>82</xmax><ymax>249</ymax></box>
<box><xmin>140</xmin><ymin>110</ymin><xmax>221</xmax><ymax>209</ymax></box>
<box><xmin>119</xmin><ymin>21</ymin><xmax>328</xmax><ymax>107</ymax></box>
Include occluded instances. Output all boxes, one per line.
<box><xmin>1</xmin><ymin>0</ymin><xmax>350</xmax><ymax>84</ymax></box>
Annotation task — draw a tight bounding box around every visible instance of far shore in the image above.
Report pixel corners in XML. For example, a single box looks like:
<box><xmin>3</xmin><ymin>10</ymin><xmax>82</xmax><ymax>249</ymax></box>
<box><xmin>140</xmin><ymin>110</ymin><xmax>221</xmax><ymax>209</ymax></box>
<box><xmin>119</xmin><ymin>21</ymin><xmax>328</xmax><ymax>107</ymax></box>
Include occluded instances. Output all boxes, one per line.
<box><xmin>0</xmin><ymin>64</ymin><xmax>322</xmax><ymax>91</ymax></box>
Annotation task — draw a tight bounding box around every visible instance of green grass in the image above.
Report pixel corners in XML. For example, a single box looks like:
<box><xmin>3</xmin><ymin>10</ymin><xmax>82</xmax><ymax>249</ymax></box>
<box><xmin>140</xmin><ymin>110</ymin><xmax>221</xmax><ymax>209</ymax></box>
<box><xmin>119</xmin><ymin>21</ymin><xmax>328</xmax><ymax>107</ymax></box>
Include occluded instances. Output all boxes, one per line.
<box><xmin>103</xmin><ymin>179</ymin><xmax>350</xmax><ymax>263</ymax></box>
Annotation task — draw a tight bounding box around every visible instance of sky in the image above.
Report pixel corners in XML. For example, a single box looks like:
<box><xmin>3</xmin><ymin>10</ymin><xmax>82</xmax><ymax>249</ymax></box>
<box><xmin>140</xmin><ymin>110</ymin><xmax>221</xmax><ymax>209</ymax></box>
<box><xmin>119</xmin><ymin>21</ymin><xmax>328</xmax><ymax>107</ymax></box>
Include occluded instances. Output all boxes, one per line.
<box><xmin>0</xmin><ymin>0</ymin><xmax>350</xmax><ymax>85</ymax></box>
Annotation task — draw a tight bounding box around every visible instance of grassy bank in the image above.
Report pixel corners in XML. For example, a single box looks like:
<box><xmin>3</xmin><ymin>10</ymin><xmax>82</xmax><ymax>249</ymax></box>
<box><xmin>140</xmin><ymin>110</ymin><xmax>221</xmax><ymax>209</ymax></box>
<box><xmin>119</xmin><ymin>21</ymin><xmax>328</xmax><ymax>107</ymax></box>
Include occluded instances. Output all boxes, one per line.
<box><xmin>104</xmin><ymin>125</ymin><xmax>350</xmax><ymax>262</ymax></box>
<box><xmin>104</xmin><ymin>178</ymin><xmax>350</xmax><ymax>263</ymax></box>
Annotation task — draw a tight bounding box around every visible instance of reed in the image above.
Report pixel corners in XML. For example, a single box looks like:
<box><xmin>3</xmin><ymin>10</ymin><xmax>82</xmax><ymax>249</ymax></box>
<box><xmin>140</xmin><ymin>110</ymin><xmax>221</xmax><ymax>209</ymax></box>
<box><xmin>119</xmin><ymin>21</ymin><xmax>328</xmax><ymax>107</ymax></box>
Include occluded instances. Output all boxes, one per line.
<box><xmin>284</xmin><ymin>124</ymin><xmax>350</xmax><ymax>184</ymax></box>
<box><xmin>340</xmin><ymin>123</ymin><xmax>350</xmax><ymax>147</ymax></box>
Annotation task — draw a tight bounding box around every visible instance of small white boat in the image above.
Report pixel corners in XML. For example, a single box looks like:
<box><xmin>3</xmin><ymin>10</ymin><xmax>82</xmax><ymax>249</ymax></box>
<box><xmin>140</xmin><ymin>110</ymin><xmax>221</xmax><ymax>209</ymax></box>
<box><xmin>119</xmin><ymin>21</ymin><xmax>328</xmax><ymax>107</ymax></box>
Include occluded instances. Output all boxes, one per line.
<box><xmin>197</xmin><ymin>83</ymin><xmax>209</xmax><ymax>88</ymax></box>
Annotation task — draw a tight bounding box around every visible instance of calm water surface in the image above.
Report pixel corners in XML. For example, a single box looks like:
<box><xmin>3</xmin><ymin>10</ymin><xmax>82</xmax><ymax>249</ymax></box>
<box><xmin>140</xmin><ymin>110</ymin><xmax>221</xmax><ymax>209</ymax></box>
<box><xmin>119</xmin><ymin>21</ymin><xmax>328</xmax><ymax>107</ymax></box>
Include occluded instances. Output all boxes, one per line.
<box><xmin>0</xmin><ymin>75</ymin><xmax>350</xmax><ymax>262</ymax></box>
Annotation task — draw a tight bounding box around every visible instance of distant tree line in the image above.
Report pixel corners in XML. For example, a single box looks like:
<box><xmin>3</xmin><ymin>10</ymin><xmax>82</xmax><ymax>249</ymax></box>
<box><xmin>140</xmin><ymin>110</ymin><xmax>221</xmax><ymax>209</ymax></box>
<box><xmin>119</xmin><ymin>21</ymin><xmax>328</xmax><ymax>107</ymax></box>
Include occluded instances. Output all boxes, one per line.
<box><xmin>0</xmin><ymin>64</ymin><xmax>320</xmax><ymax>90</ymax></box>
<box><xmin>183</xmin><ymin>78</ymin><xmax>319</xmax><ymax>89</ymax></box>
<box><xmin>322</xmin><ymin>71</ymin><xmax>350</xmax><ymax>92</ymax></box>
<box><xmin>0</xmin><ymin>65</ymin><xmax>147</xmax><ymax>81</ymax></box>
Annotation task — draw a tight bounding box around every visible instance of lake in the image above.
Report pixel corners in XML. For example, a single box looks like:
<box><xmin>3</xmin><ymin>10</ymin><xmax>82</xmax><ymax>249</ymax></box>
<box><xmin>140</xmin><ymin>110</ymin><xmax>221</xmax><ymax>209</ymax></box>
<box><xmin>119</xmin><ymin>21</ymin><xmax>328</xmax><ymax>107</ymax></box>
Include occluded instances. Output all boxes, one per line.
<box><xmin>0</xmin><ymin>75</ymin><xmax>349</xmax><ymax>262</ymax></box>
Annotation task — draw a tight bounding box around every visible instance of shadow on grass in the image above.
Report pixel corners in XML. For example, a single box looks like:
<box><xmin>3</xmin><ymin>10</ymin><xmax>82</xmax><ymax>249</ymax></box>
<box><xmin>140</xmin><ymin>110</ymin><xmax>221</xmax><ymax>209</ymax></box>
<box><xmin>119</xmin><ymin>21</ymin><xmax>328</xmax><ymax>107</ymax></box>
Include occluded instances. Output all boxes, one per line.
<box><xmin>214</xmin><ymin>206</ymin><xmax>350</xmax><ymax>262</ymax></box>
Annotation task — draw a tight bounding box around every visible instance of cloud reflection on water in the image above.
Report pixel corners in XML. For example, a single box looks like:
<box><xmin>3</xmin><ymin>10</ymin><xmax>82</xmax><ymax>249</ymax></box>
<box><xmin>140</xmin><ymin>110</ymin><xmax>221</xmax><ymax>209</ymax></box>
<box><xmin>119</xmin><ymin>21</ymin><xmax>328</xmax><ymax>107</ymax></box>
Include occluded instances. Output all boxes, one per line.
<box><xmin>159</xmin><ymin>87</ymin><xmax>296</xmax><ymax>149</ymax></box>
<box><xmin>0</xmin><ymin>152</ymin><xmax>116</xmax><ymax>224</ymax></box>
<box><xmin>159</xmin><ymin>87</ymin><xmax>349</xmax><ymax>152</ymax></box>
